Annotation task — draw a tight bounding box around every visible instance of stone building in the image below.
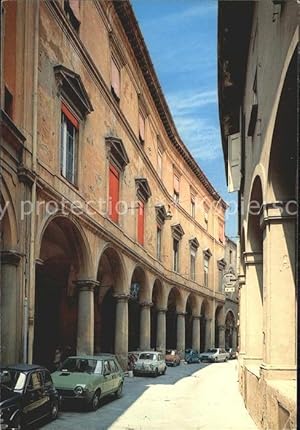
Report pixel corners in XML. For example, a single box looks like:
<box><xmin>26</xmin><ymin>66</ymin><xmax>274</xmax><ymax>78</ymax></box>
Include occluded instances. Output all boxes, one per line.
<box><xmin>218</xmin><ymin>1</ymin><xmax>297</xmax><ymax>429</ymax></box>
<box><xmin>1</xmin><ymin>0</ymin><xmax>227</xmax><ymax>370</ymax></box>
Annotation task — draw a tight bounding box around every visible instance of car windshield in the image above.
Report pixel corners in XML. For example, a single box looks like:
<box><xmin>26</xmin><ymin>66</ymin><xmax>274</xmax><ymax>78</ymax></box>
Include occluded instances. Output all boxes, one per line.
<box><xmin>139</xmin><ymin>353</ymin><xmax>156</xmax><ymax>360</ymax></box>
<box><xmin>185</xmin><ymin>349</ymin><xmax>192</xmax><ymax>354</ymax></box>
<box><xmin>0</xmin><ymin>369</ymin><xmax>26</xmax><ymax>391</ymax></box>
<box><xmin>207</xmin><ymin>348</ymin><xmax>218</xmax><ymax>353</ymax></box>
<box><xmin>61</xmin><ymin>358</ymin><xmax>99</xmax><ymax>374</ymax></box>
<box><xmin>166</xmin><ymin>350</ymin><xmax>175</xmax><ymax>355</ymax></box>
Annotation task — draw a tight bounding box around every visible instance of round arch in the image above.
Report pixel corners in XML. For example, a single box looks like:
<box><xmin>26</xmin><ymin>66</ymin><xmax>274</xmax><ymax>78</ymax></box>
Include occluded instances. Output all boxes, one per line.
<box><xmin>166</xmin><ymin>287</ymin><xmax>183</xmax><ymax>349</ymax></box>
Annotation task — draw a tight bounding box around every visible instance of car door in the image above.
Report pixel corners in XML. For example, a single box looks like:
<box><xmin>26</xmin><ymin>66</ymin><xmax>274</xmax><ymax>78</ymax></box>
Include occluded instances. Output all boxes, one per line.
<box><xmin>109</xmin><ymin>360</ymin><xmax>120</xmax><ymax>391</ymax></box>
<box><xmin>42</xmin><ymin>370</ymin><xmax>54</xmax><ymax>415</ymax></box>
<box><xmin>102</xmin><ymin>360</ymin><xmax>113</xmax><ymax>394</ymax></box>
<box><xmin>22</xmin><ymin>371</ymin><xmax>45</xmax><ymax>425</ymax></box>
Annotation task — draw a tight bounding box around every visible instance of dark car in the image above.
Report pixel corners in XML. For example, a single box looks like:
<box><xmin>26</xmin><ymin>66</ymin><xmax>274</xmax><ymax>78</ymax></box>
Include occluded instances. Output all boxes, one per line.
<box><xmin>0</xmin><ymin>364</ymin><xmax>59</xmax><ymax>429</ymax></box>
<box><xmin>184</xmin><ymin>349</ymin><xmax>200</xmax><ymax>364</ymax></box>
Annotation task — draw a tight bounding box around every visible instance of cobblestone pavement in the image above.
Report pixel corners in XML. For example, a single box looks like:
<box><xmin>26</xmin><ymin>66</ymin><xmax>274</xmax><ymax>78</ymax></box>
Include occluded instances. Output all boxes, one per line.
<box><xmin>43</xmin><ymin>360</ymin><xmax>257</xmax><ymax>430</ymax></box>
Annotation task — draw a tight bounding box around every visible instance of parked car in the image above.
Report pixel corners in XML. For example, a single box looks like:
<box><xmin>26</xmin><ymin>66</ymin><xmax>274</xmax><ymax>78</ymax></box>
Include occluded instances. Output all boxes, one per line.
<box><xmin>225</xmin><ymin>348</ymin><xmax>237</xmax><ymax>359</ymax></box>
<box><xmin>199</xmin><ymin>348</ymin><xmax>229</xmax><ymax>363</ymax></box>
<box><xmin>184</xmin><ymin>349</ymin><xmax>200</xmax><ymax>364</ymax></box>
<box><xmin>133</xmin><ymin>351</ymin><xmax>167</xmax><ymax>376</ymax></box>
<box><xmin>51</xmin><ymin>355</ymin><xmax>124</xmax><ymax>411</ymax></box>
<box><xmin>165</xmin><ymin>350</ymin><xmax>180</xmax><ymax>366</ymax></box>
<box><xmin>128</xmin><ymin>351</ymin><xmax>140</xmax><ymax>370</ymax></box>
<box><xmin>0</xmin><ymin>364</ymin><xmax>59</xmax><ymax>430</ymax></box>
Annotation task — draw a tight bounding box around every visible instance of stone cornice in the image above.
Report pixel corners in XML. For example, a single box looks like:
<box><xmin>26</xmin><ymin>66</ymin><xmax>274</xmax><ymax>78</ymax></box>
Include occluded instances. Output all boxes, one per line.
<box><xmin>260</xmin><ymin>201</ymin><xmax>297</xmax><ymax>229</ymax></box>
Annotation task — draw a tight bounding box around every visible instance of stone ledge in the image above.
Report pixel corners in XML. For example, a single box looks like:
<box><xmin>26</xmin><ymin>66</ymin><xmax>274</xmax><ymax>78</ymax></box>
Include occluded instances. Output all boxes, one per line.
<box><xmin>266</xmin><ymin>379</ymin><xmax>296</xmax><ymax>405</ymax></box>
<box><xmin>245</xmin><ymin>364</ymin><xmax>261</xmax><ymax>379</ymax></box>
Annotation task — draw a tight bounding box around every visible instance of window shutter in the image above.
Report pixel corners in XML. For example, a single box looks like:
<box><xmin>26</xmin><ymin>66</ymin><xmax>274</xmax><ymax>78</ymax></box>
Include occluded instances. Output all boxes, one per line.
<box><xmin>61</xmin><ymin>102</ymin><xmax>79</xmax><ymax>128</ymax></box>
<box><xmin>137</xmin><ymin>200</ymin><xmax>145</xmax><ymax>245</ymax></box>
<box><xmin>109</xmin><ymin>164</ymin><xmax>119</xmax><ymax>223</ymax></box>
<box><xmin>174</xmin><ymin>174</ymin><xmax>179</xmax><ymax>193</ymax></box>
<box><xmin>111</xmin><ymin>58</ymin><xmax>120</xmax><ymax>99</ymax></box>
<box><xmin>139</xmin><ymin>112</ymin><xmax>145</xmax><ymax>142</ymax></box>
<box><xmin>228</xmin><ymin>132</ymin><xmax>241</xmax><ymax>192</ymax></box>
<box><xmin>69</xmin><ymin>0</ymin><xmax>80</xmax><ymax>21</ymax></box>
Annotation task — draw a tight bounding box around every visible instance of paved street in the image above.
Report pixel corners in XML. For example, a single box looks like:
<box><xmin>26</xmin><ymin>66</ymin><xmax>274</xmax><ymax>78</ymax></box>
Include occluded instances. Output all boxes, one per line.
<box><xmin>44</xmin><ymin>360</ymin><xmax>257</xmax><ymax>430</ymax></box>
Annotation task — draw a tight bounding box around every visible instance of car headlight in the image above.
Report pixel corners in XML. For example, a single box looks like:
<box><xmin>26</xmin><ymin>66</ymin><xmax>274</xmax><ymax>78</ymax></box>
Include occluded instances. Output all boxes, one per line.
<box><xmin>74</xmin><ymin>385</ymin><xmax>85</xmax><ymax>395</ymax></box>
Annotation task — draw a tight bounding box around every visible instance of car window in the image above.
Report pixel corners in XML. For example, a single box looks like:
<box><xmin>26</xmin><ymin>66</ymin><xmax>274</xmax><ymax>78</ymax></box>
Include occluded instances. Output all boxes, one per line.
<box><xmin>94</xmin><ymin>361</ymin><xmax>103</xmax><ymax>374</ymax></box>
<box><xmin>139</xmin><ymin>353</ymin><xmax>154</xmax><ymax>360</ymax></box>
<box><xmin>207</xmin><ymin>348</ymin><xmax>218</xmax><ymax>353</ymax></box>
<box><xmin>103</xmin><ymin>360</ymin><xmax>111</xmax><ymax>375</ymax></box>
<box><xmin>28</xmin><ymin>372</ymin><xmax>42</xmax><ymax>390</ymax></box>
<box><xmin>62</xmin><ymin>358</ymin><xmax>97</xmax><ymax>374</ymax></box>
<box><xmin>43</xmin><ymin>370</ymin><xmax>52</xmax><ymax>387</ymax></box>
<box><xmin>109</xmin><ymin>360</ymin><xmax>118</xmax><ymax>373</ymax></box>
<box><xmin>0</xmin><ymin>370</ymin><xmax>26</xmax><ymax>391</ymax></box>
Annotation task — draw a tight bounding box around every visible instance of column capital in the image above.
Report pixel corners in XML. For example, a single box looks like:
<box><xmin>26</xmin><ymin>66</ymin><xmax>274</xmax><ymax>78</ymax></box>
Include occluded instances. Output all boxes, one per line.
<box><xmin>218</xmin><ymin>324</ymin><xmax>225</xmax><ymax>331</ymax></box>
<box><xmin>157</xmin><ymin>308</ymin><xmax>167</xmax><ymax>314</ymax></box>
<box><xmin>238</xmin><ymin>274</ymin><xmax>245</xmax><ymax>287</ymax></box>
<box><xmin>260</xmin><ymin>201</ymin><xmax>297</xmax><ymax>229</ymax></box>
<box><xmin>205</xmin><ymin>317</ymin><xmax>212</xmax><ymax>323</ymax></box>
<box><xmin>114</xmin><ymin>293</ymin><xmax>130</xmax><ymax>302</ymax></box>
<box><xmin>1</xmin><ymin>250</ymin><xmax>22</xmax><ymax>266</ymax></box>
<box><xmin>192</xmin><ymin>315</ymin><xmax>201</xmax><ymax>320</ymax></box>
<box><xmin>75</xmin><ymin>280</ymin><xmax>99</xmax><ymax>291</ymax></box>
<box><xmin>177</xmin><ymin>311</ymin><xmax>186</xmax><ymax>317</ymax></box>
<box><xmin>140</xmin><ymin>301</ymin><xmax>153</xmax><ymax>308</ymax></box>
<box><xmin>243</xmin><ymin>251</ymin><xmax>263</xmax><ymax>266</ymax></box>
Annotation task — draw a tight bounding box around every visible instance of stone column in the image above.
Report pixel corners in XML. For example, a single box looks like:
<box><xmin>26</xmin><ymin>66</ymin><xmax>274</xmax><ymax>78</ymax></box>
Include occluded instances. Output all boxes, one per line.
<box><xmin>114</xmin><ymin>294</ymin><xmax>129</xmax><ymax>369</ymax></box>
<box><xmin>156</xmin><ymin>308</ymin><xmax>167</xmax><ymax>353</ymax></box>
<box><xmin>262</xmin><ymin>204</ymin><xmax>296</xmax><ymax>376</ymax></box>
<box><xmin>244</xmin><ymin>252</ymin><xmax>263</xmax><ymax>364</ymax></box>
<box><xmin>237</xmin><ymin>275</ymin><xmax>246</xmax><ymax>356</ymax></box>
<box><xmin>232</xmin><ymin>326</ymin><xmax>237</xmax><ymax>350</ymax></box>
<box><xmin>205</xmin><ymin>317</ymin><xmax>212</xmax><ymax>350</ymax></box>
<box><xmin>218</xmin><ymin>324</ymin><xmax>225</xmax><ymax>348</ymax></box>
<box><xmin>192</xmin><ymin>316</ymin><xmax>201</xmax><ymax>352</ymax></box>
<box><xmin>139</xmin><ymin>302</ymin><xmax>152</xmax><ymax>351</ymax></box>
<box><xmin>0</xmin><ymin>251</ymin><xmax>21</xmax><ymax>364</ymax></box>
<box><xmin>76</xmin><ymin>280</ymin><xmax>98</xmax><ymax>356</ymax></box>
<box><xmin>176</xmin><ymin>312</ymin><xmax>185</xmax><ymax>356</ymax></box>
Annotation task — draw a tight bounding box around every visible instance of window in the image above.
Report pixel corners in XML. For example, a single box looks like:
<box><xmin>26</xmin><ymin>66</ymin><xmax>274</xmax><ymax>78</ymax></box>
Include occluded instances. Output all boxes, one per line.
<box><xmin>219</xmin><ymin>221</ymin><xmax>225</xmax><ymax>243</ymax></box>
<box><xmin>137</xmin><ymin>200</ymin><xmax>145</xmax><ymax>245</ymax></box>
<box><xmin>157</xmin><ymin>225</ymin><xmax>162</xmax><ymax>260</ymax></box>
<box><xmin>189</xmin><ymin>237</ymin><xmax>199</xmax><ymax>281</ymax></box>
<box><xmin>64</xmin><ymin>0</ymin><xmax>80</xmax><ymax>31</ymax></box>
<box><xmin>111</xmin><ymin>57</ymin><xmax>120</xmax><ymax>101</ymax></box>
<box><xmin>61</xmin><ymin>103</ymin><xmax>78</xmax><ymax>184</ymax></box>
<box><xmin>190</xmin><ymin>249</ymin><xmax>196</xmax><ymax>281</ymax></box>
<box><xmin>173</xmin><ymin>238</ymin><xmax>179</xmax><ymax>272</ymax></box>
<box><xmin>204</xmin><ymin>203</ymin><xmax>209</xmax><ymax>230</ymax></box>
<box><xmin>191</xmin><ymin>192</ymin><xmax>196</xmax><ymax>218</ymax></box>
<box><xmin>157</xmin><ymin>145</ymin><xmax>163</xmax><ymax>178</ymax></box>
<box><xmin>204</xmin><ymin>256</ymin><xmax>209</xmax><ymax>287</ymax></box>
<box><xmin>229</xmin><ymin>249</ymin><xmax>232</xmax><ymax>264</ymax></box>
<box><xmin>4</xmin><ymin>87</ymin><xmax>13</xmax><ymax>118</ymax></box>
<box><xmin>173</xmin><ymin>173</ymin><xmax>180</xmax><ymax>203</ymax></box>
<box><xmin>109</xmin><ymin>164</ymin><xmax>120</xmax><ymax>224</ymax></box>
<box><xmin>171</xmin><ymin>223</ymin><xmax>184</xmax><ymax>272</ymax></box>
<box><xmin>139</xmin><ymin>111</ymin><xmax>145</xmax><ymax>143</ymax></box>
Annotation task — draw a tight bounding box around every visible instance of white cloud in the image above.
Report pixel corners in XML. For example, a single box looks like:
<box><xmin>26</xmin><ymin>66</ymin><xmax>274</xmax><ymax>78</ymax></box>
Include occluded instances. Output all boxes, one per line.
<box><xmin>166</xmin><ymin>90</ymin><xmax>217</xmax><ymax>115</ymax></box>
<box><xmin>173</xmin><ymin>116</ymin><xmax>222</xmax><ymax>162</ymax></box>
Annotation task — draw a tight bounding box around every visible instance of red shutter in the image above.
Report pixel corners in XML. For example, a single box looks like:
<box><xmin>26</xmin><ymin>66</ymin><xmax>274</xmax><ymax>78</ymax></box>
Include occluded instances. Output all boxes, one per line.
<box><xmin>139</xmin><ymin>112</ymin><xmax>145</xmax><ymax>142</ymax></box>
<box><xmin>111</xmin><ymin>58</ymin><xmax>120</xmax><ymax>99</ymax></box>
<box><xmin>109</xmin><ymin>164</ymin><xmax>119</xmax><ymax>223</ymax></box>
<box><xmin>137</xmin><ymin>200</ymin><xmax>144</xmax><ymax>245</ymax></box>
<box><xmin>61</xmin><ymin>102</ymin><xmax>79</xmax><ymax>129</ymax></box>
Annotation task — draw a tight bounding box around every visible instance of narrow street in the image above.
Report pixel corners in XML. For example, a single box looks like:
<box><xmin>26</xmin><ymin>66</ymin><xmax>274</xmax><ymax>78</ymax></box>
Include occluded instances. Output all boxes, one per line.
<box><xmin>44</xmin><ymin>360</ymin><xmax>257</xmax><ymax>430</ymax></box>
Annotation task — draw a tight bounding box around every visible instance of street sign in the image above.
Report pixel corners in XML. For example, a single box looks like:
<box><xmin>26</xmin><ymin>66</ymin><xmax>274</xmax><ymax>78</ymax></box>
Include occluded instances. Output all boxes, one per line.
<box><xmin>225</xmin><ymin>286</ymin><xmax>235</xmax><ymax>293</ymax></box>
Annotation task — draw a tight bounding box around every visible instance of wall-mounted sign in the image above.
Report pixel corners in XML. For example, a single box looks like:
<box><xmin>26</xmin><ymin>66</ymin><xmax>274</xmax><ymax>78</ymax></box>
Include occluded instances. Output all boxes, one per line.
<box><xmin>223</xmin><ymin>272</ymin><xmax>237</xmax><ymax>287</ymax></box>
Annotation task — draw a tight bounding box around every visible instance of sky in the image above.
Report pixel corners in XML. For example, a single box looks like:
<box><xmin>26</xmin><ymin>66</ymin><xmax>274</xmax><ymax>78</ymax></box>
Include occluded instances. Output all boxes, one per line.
<box><xmin>131</xmin><ymin>0</ymin><xmax>238</xmax><ymax>239</ymax></box>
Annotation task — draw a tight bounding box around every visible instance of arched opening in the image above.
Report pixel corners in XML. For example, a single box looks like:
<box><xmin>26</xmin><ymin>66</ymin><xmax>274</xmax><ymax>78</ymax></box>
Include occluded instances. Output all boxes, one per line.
<box><xmin>151</xmin><ymin>279</ymin><xmax>163</xmax><ymax>349</ymax></box>
<box><xmin>128</xmin><ymin>266</ymin><xmax>147</xmax><ymax>351</ymax></box>
<box><xmin>95</xmin><ymin>247</ymin><xmax>125</xmax><ymax>354</ymax></box>
<box><xmin>166</xmin><ymin>287</ymin><xmax>181</xmax><ymax>349</ymax></box>
<box><xmin>33</xmin><ymin>216</ymin><xmax>89</xmax><ymax>368</ymax></box>
<box><xmin>225</xmin><ymin>311</ymin><xmax>235</xmax><ymax>348</ymax></box>
<box><xmin>200</xmin><ymin>300</ymin><xmax>209</xmax><ymax>352</ymax></box>
<box><xmin>185</xmin><ymin>294</ymin><xmax>196</xmax><ymax>349</ymax></box>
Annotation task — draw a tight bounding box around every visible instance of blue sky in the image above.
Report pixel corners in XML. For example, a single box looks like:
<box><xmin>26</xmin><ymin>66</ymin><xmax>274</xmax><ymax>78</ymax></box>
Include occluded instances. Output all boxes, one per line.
<box><xmin>131</xmin><ymin>0</ymin><xmax>238</xmax><ymax>239</ymax></box>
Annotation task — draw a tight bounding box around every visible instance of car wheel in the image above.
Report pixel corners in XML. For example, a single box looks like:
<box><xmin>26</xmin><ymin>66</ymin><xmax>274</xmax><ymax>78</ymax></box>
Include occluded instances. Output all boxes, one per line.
<box><xmin>50</xmin><ymin>399</ymin><xmax>59</xmax><ymax>421</ymax></box>
<box><xmin>89</xmin><ymin>390</ymin><xmax>101</xmax><ymax>411</ymax></box>
<box><xmin>225</xmin><ymin>357</ymin><xmax>228</xmax><ymax>362</ymax></box>
<box><xmin>115</xmin><ymin>383</ymin><xmax>123</xmax><ymax>399</ymax></box>
<box><xmin>11</xmin><ymin>414</ymin><xmax>22</xmax><ymax>430</ymax></box>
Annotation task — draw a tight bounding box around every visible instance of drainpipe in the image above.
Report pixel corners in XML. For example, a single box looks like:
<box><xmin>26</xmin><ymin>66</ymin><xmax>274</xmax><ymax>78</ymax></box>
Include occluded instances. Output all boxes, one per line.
<box><xmin>27</xmin><ymin>0</ymin><xmax>39</xmax><ymax>364</ymax></box>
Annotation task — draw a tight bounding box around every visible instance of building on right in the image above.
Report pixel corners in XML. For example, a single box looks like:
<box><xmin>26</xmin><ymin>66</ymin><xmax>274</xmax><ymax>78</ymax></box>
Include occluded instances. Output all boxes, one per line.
<box><xmin>218</xmin><ymin>1</ymin><xmax>297</xmax><ymax>429</ymax></box>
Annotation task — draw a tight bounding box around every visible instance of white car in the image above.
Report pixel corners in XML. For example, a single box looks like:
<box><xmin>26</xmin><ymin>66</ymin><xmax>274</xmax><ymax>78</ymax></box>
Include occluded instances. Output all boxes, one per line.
<box><xmin>133</xmin><ymin>351</ymin><xmax>167</xmax><ymax>377</ymax></box>
<box><xmin>199</xmin><ymin>348</ymin><xmax>229</xmax><ymax>363</ymax></box>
